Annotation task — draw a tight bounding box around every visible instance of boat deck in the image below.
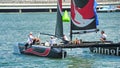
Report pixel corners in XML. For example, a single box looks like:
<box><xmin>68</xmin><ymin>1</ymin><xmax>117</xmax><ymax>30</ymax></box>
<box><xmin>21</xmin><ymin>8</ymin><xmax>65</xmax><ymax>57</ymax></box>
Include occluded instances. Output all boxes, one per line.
<box><xmin>31</xmin><ymin>41</ymin><xmax>120</xmax><ymax>49</ymax></box>
<box><xmin>51</xmin><ymin>41</ymin><xmax>120</xmax><ymax>48</ymax></box>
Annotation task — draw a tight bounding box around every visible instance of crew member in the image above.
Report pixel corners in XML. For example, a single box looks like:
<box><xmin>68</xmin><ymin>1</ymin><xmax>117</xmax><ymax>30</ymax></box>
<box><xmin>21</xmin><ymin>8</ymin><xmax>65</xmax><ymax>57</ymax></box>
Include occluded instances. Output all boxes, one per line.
<box><xmin>100</xmin><ymin>30</ymin><xmax>107</xmax><ymax>42</ymax></box>
<box><xmin>49</xmin><ymin>36</ymin><xmax>57</xmax><ymax>46</ymax></box>
<box><xmin>62</xmin><ymin>34</ymin><xmax>69</xmax><ymax>44</ymax></box>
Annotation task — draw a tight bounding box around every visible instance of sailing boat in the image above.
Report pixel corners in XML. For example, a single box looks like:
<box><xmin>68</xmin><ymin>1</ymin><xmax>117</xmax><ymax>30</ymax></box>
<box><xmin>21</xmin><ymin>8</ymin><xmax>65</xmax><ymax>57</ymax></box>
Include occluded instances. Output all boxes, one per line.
<box><xmin>15</xmin><ymin>0</ymin><xmax>67</xmax><ymax>58</ymax></box>
<box><xmin>15</xmin><ymin>0</ymin><xmax>120</xmax><ymax>58</ymax></box>
<box><xmin>52</xmin><ymin>0</ymin><xmax>120</xmax><ymax>56</ymax></box>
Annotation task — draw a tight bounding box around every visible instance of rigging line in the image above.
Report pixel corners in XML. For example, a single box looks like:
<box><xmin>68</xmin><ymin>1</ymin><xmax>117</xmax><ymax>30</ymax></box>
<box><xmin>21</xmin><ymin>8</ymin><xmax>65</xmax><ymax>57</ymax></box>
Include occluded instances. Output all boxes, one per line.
<box><xmin>40</xmin><ymin>32</ymin><xmax>55</xmax><ymax>36</ymax></box>
<box><xmin>40</xmin><ymin>32</ymin><xmax>63</xmax><ymax>40</ymax></box>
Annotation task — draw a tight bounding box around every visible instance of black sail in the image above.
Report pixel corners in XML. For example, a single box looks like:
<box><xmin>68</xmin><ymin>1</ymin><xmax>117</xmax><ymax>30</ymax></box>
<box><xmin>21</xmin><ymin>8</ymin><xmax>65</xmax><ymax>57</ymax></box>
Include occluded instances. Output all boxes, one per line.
<box><xmin>71</xmin><ymin>0</ymin><xmax>98</xmax><ymax>30</ymax></box>
<box><xmin>70</xmin><ymin>0</ymin><xmax>99</xmax><ymax>40</ymax></box>
<box><xmin>55</xmin><ymin>0</ymin><xmax>63</xmax><ymax>38</ymax></box>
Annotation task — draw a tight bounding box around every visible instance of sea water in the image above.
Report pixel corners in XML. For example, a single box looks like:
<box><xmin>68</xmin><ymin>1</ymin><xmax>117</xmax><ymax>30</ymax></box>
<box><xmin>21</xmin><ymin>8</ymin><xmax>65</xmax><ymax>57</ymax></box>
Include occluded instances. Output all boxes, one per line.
<box><xmin>0</xmin><ymin>12</ymin><xmax>120</xmax><ymax>68</ymax></box>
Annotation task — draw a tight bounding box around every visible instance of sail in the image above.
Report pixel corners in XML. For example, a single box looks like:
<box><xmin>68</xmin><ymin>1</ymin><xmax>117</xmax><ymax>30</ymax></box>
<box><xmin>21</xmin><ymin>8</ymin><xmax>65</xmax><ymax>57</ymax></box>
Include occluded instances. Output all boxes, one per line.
<box><xmin>62</xmin><ymin>10</ymin><xmax>70</xmax><ymax>22</ymax></box>
<box><xmin>55</xmin><ymin>0</ymin><xmax>63</xmax><ymax>38</ymax></box>
<box><xmin>71</xmin><ymin>0</ymin><xmax>98</xmax><ymax>30</ymax></box>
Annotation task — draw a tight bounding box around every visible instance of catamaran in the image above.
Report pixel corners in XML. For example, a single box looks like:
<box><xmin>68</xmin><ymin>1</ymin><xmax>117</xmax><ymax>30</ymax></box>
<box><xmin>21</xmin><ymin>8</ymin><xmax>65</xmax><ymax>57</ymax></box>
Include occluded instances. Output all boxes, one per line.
<box><xmin>52</xmin><ymin>0</ymin><xmax>120</xmax><ymax>56</ymax></box>
<box><xmin>14</xmin><ymin>0</ymin><xmax>120</xmax><ymax>58</ymax></box>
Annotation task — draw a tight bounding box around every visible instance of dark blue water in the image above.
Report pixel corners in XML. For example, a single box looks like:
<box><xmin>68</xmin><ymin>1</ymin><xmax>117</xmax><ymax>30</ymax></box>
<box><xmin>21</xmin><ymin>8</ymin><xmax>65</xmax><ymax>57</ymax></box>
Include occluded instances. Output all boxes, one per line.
<box><xmin>0</xmin><ymin>12</ymin><xmax>120</xmax><ymax>68</ymax></box>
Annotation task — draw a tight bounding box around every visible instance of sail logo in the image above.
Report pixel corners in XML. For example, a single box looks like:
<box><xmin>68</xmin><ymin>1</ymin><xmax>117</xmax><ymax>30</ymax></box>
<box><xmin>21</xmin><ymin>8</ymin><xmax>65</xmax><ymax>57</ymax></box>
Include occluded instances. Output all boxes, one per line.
<box><xmin>92</xmin><ymin>47</ymin><xmax>120</xmax><ymax>56</ymax></box>
<box><xmin>71</xmin><ymin>0</ymin><xmax>95</xmax><ymax>27</ymax></box>
<box><xmin>72</xmin><ymin>11</ymin><xmax>94</xmax><ymax>27</ymax></box>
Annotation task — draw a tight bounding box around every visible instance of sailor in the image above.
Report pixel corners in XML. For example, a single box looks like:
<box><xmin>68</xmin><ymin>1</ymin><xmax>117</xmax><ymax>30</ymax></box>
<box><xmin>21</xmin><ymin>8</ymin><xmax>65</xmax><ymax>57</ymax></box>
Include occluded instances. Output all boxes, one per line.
<box><xmin>49</xmin><ymin>36</ymin><xmax>57</xmax><ymax>46</ymax></box>
<box><xmin>24</xmin><ymin>32</ymin><xmax>35</xmax><ymax>49</ymax></box>
<box><xmin>62</xmin><ymin>34</ymin><xmax>69</xmax><ymax>44</ymax></box>
<box><xmin>100</xmin><ymin>30</ymin><xmax>107</xmax><ymax>42</ymax></box>
<box><xmin>74</xmin><ymin>38</ymin><xmax>80</xmax><ymax>45</ymax></box>
<box><xmin>45</xmin><ymin>40</ymin><xmax>49</xmax><ymax>46</ymax></box>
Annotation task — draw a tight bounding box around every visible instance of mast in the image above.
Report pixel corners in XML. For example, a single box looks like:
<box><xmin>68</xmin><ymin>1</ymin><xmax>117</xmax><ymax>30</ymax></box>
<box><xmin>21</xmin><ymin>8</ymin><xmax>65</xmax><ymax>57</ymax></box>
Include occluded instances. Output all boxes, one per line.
<box><xmin>55</xmin><ymin>0</ymin><xmax>63</xmax><ymax>38</ymax></box>
<box><xmin>70</xmin><ymin>19</ymin><xmax>72</xmax><ymax>41</ymax></box>
<box><xmin>70</xmin><ymin>0</ymin><xmax>99</xmax><ymax>41</ymax></box>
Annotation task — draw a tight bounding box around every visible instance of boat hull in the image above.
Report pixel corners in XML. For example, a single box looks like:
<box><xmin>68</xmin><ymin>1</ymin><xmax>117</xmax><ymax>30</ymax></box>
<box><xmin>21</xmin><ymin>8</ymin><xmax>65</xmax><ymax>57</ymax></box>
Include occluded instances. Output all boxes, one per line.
<box><xmin>51</xmin><ymin>41</ymin><xmax>120</xmax><ymax>56</ymax></box>
<box><xmin>90</xmin><ymin>43</ymin><xmax>120</xmax><ymax>56</ymax></box>
<box><xmin>16</xmin><ymin>43</ymin><xmax>67</xmax><ymax>58</ymax></box>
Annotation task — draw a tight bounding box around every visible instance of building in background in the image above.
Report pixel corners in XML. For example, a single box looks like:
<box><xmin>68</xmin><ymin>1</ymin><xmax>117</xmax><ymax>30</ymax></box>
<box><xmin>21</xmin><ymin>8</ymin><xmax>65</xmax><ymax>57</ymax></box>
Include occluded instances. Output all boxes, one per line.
<box><xmin>0</xmin><ymin>0</ymin><xmax>120</xmax><ymax>12</ymax></box>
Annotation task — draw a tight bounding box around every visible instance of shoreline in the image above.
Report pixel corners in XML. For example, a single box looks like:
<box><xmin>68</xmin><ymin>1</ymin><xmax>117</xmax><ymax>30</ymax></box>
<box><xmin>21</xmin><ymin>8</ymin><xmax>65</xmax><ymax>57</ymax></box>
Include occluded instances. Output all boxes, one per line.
<box><xmin>0</xmin><ymin>3</ymin><xmax>120</xmax><ymax>13</ymax></box>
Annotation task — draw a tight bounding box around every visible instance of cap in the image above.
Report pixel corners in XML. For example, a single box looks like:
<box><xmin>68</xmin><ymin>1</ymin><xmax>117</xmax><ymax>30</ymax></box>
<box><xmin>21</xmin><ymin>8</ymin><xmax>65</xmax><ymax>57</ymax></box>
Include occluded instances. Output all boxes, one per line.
<box><xmin>29</xmin><ymin>32</ymin><xmax>33</xmax><ymax>35</ymax></box>
<box><xmin>50</xmin><ymin>36</ymin><xmax>54</xmax><ymax>38</ymax></box>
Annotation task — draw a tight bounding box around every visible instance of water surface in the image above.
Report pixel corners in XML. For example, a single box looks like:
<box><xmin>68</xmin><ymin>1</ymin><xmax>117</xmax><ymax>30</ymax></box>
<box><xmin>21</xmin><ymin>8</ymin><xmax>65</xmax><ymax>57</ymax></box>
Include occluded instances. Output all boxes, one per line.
<box><xmin>0</xmin><ymin>12</ymin><xmax>120</xmax><ymax>68</ymax></box>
